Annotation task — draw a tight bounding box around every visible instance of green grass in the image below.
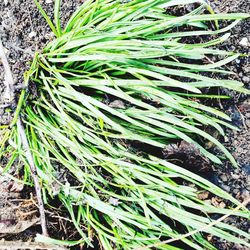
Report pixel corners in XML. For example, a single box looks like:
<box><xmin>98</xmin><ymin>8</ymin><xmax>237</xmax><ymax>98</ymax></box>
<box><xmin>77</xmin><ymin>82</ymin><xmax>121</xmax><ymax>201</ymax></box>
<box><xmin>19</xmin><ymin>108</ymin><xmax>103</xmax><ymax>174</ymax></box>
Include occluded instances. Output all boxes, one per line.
<box><xmin>1</xmin><ymin>0</ymin><xmax>250</xmax><ymax>249</ymax></box>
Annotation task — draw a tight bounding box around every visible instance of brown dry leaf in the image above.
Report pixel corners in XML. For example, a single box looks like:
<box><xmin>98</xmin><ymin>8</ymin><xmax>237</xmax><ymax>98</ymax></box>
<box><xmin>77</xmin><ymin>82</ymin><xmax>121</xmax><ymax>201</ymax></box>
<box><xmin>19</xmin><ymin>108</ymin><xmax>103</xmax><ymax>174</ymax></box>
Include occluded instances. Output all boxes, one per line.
<box><xmin>218</xmin><ymin>202</ymin><xmax>226</xmax><ymax>209</ymax></box>
<box><xmin>8</xmin><ymin>181</ymin><xmax>24</xmax><ymax>193</ymax></box>
<box><xmin>0</xmin><ymin>199</ymin><xmax>39</xmax><ymax>234</ymax></box>
<box><xmin>0</xmin><ymin>175</ymin><xmax>38</xmax><ymax>234</ymax></box>
<box><xmin>197</xmin><ymin>191</ymin><xmax>209</xmax><ymax>200</ymax></box>
<box><xmin>0</xmin><ymin>217</ymin><xmax>39</xmax><ymax>234</ymax></box>
<box><xmin>211</xmin><ymin>197</ymin><xmax>220</xmax><ymax>207</ymax></box>
<box><xmin>211</xmin><ymin>197</ymin><xmax>226</xmax><ymax>208</ymax></box>
<box><xmin>0</xmin><ymin>176</ymin><xmax>23</xmax><ymax>199</ymax></box>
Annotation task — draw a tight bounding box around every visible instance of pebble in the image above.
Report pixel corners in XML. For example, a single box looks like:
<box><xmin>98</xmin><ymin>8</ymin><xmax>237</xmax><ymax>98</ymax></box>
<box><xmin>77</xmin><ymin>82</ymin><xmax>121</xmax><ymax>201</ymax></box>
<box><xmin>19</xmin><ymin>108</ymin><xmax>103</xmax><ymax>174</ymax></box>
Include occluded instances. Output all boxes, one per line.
<box><xmin>246</xmin><ymin>120</ymin><xmax>250</xmax><ymax>127</ymax></box>
<box><xmin>220</xmin><ymin>174</ymin><xmax>228</xmax><ymax>182</ymax></box>
<box><xmin>231</xmin><ymin>173</ymin><xmax>240</xmax><ymax>179</ymax></box>
<box><xmin>28</xmin><ymin>31</ymin><xmax>37</xmax><ymax>39</ymax></box>
<box><xmin>244</xmin><ymin>67</ymin><xmax>250</xmax><ymax>73</ymax></box>
<box><xmin>221</xmin><ymin>184</ymin><xmax>230</xmax><ymax>192</ymax></box>
<box><xmin>234</xmin><ymin>169</ymin><xmax>240</xmax><ymax>174</ymax></box>
<box><xmin>44</xmin><ymin>32</ymin><xmax>54</xmax><ymax>40</ymax></box>
<box><xmin>45</xmin><ymin>0</ymin><xmax>53</xmax><ymax>3</ymax></box>
<box><xmin>233</xmin><ymin>188</ymin><xmax>239</xmax><ymax>194</ymax></box>
<box><xmin>242</xmin><ymin>76</ymin><xmax>250</xmax><ymax>84</ymax></box>
<box><xmin>241</xmin><ymin>190</ymin><xmax>250</xmax><ymax>200</ymax></box>
<box><xmin>239</xmin><ymin>37</ymin><xmax>249</xmax><ymax>47</ymax></box>
<box><xmin>236</xmin><ymin>59</ymin><xmax>241</xmax><ymax>64</ymax></box>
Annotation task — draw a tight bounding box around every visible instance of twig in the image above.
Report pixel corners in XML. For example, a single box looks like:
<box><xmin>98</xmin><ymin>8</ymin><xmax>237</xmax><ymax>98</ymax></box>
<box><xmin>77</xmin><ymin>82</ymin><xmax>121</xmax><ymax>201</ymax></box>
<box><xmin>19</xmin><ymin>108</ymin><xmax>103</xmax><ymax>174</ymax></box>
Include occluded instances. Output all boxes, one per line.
<box><xmin>135</xmin><ymin>197</ymin><xmax>250</xmax><ymax>250</ymax></box>
<box><xmin>0</xmin><ymin>37</ymin><xmax>48</xmax><ymax>236</ymax></box>
<box><xmin>0</xmin><ymin>38</ymin><xmax>14</xmax><ymax>102</ymax></box>
<box><xmin>17</xmin><ymin>118</ymin><xmax>48</xmax><ymax>236</ymax></box>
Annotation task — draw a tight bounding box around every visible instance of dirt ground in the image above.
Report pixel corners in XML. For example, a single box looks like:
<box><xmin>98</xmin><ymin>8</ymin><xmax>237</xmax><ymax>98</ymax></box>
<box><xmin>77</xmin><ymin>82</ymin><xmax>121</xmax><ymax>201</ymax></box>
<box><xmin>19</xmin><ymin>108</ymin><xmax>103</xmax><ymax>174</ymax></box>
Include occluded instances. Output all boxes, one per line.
<box><xmin>0</xmin><ymin>0</ymin><xmax>249</xmax><ymax>249</ymax></box>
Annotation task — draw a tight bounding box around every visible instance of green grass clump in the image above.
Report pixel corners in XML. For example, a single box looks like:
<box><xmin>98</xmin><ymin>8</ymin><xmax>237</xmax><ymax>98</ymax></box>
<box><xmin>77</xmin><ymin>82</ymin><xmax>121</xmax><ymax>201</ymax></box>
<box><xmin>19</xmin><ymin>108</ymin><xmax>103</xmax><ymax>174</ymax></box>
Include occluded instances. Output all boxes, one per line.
<box><xmin>1</xmin><ymin>0</ymin><xmax>250</xmax><ymax>249</ymax></box>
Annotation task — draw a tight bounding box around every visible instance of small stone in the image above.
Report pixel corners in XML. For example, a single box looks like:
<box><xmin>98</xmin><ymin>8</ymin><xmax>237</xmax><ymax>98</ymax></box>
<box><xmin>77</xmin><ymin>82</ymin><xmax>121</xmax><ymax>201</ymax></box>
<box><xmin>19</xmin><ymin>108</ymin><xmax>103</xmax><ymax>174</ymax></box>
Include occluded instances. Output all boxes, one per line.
<box><xmin>236</xmin><ymin>59</ymin><xmax>241</xmax><ymax>64</ymax></box>
<box><xmin>234</xmin><ymin>169</ymin><xmax>240</xmax><ymax>174</ymax></box>
<box><xmin>44</xmin><ymin>32</ymin><xmax>54</xmax><ymax>40</ymax></box>
<box><xmin>46</xmin><ymin>0</ymin><xmax>53</xmax><ymax>3</ymax></box>
<box><xmin>242</xmin><ymin>76</ymin><xmax>250</xmax><ymax>84</ymax></box>
<box><xmin>241</xmin><ymin>190</ymin><xmax>250</xmax><ymax>200</ymax></box>
<box><xmin>231</xmin><ymin>173</ymin><xmax>240</xmax><ymax>179</ymax></box>
<box><xmin>239</xmin><ymin>37</ymin><xmax>249</xmax><ymax>47</ymax></box>
<box><xmin>245</xmin><ymin>119</ymin><xmax>250</xmax><ymax>127</ymax></box>
<box><xmin>220</xmin><ymin>174</ymin><xmax>228</xmax><ymax>182</ymax></box>
<box><xmin>233</xmin><ymin>188</ymin><xmax>239</xmax><ymax>194</ymax></box>
<box><xmin>221</xmin><ymin>184</ymin><xmax>230</xmax><ymax>193</ymax></box>
<box><xmin>28</xmin><ymin>31</ymin><xmax>37</xmax><ymax>39</ymax></box>
<box><xmin>4</xmin><ymin>47</ymin><xmax>8</xmax><ymax>54</ymax></box>
<box><xmin>244</xmin><ymin>67</ymin><xmax>250</xmax><ymax>73</ymax></box>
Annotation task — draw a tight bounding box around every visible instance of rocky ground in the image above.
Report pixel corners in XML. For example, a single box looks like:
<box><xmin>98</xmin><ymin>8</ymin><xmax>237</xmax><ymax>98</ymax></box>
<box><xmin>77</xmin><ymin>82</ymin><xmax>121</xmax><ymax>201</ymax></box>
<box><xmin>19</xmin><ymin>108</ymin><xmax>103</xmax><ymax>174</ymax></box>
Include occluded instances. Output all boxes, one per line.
<box><xmin>211</xmin><ymin>2</ymin><xmax>250</xmax><ymax>248</ymax></box>
<box><xmin>0</xmin><ymin>0</ymin><xmax>249</xmax><ymax>249</ymax></box>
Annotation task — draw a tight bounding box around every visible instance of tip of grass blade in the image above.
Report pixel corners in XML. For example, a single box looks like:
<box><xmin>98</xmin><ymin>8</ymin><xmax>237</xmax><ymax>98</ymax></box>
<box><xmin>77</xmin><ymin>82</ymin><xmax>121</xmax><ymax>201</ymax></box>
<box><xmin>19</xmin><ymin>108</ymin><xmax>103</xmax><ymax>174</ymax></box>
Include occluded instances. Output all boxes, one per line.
<box><xmin>33</xmin><ymin>0</ymin><xmax>59</xmax><ymax>37</ymax></box>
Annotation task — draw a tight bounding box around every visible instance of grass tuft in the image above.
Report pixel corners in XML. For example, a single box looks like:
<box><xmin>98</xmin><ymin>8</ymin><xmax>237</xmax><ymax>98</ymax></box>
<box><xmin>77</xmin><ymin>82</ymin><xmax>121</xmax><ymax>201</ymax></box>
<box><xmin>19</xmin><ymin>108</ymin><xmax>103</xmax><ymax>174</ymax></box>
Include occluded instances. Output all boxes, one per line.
<box><xmin>1</xmin><ymin>0</ymin><xmax>250</xmax><ymax>249</ymax></box>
